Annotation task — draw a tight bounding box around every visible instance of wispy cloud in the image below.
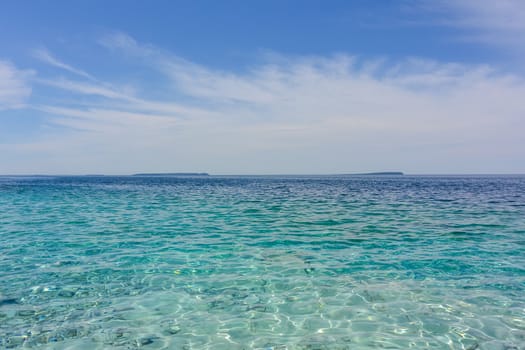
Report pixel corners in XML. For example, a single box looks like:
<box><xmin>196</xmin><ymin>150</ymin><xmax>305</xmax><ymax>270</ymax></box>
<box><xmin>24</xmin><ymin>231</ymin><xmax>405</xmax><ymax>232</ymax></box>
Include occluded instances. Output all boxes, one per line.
<box><xmin>0</xmin><ymin>60</ymin><xmax>33</xmax><ymax>110</ymax></box>
<box><xmin>414</xmin><ymin>0</ymin><xmax>525</xmax><ymax>51</ymax></box>
<box><xmin>3</xmin><ymin>34</ymin><xmax>525</xmax><ymax>174</ymax></box>
<box><xmin>37</xmin><ymin>78</ymin><xmax>135</xmax><ymax>101</ymax></box>
<box><xmin>439</xmin><ymin>0</ymin><xmax>525</xmax><ymax>31</ymax></box>
<box><xmin>99</xmin><ymin>32</ymin><xmax>153</xmax><ymax>55</ymax></box>
<box><xmin>33</xmin><ymin>48</ymin><xmax>96</xmax><ymax>80</ymax></box>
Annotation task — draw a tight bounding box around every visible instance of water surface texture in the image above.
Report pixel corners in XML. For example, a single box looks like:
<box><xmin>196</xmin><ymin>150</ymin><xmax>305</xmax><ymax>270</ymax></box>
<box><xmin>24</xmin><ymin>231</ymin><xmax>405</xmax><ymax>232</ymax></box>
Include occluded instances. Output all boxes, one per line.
<box><xmin>1</xmin><ymin>175</ymin><xmax>524</xmax><ymax>349</ymax></box>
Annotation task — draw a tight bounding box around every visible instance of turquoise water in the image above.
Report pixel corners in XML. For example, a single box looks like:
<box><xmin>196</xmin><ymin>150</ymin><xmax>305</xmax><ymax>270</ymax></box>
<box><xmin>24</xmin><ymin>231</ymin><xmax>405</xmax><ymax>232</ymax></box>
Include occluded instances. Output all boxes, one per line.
<box><xmin>1</xmin><ymin>175</ymin><xmax>524</xmax><ymax>349</ymax></box>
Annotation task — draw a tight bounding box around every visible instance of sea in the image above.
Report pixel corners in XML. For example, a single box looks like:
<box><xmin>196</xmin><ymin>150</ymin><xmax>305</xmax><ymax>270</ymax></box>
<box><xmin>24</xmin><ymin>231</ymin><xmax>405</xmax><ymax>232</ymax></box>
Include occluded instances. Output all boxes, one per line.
<box><xmin>0</xmin><ymin>175</ymin><xmax>524</xmax><ymax>349</ymax></box>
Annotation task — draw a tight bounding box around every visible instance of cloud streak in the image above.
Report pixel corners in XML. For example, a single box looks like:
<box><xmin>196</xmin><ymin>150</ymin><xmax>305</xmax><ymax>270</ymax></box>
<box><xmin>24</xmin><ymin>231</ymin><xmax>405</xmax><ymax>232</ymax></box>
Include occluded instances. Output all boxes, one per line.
<box><xmin>414</xmin><ymin>0</ymin><xmax>525</xmax><ymax>51</ymax></box>
<box><xmin>0</xmin><ymin>60</ymin><xmax>33</xmax><ymax>110</ymax></box>
<box><xmin>33</xmin><ymin>48</ymin><xmax>96</xmax><ymax>80</ymax></box>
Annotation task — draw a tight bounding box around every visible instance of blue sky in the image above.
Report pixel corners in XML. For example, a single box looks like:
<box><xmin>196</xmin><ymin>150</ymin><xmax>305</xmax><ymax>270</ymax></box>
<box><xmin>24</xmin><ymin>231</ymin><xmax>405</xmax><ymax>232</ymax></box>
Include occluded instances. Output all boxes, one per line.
<box><xmin>1</xmin><ymin>0</ymin><xmax>524</xmax><ymax>174</ymax></box>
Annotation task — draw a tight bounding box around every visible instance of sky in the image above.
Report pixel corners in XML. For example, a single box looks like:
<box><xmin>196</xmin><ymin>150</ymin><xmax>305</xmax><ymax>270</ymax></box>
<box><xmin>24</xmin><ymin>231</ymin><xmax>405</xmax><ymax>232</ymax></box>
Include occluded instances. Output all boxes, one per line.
<box><xmin>1</xmin><ymin>0</ymin><xmax>524</xmax><ymax>175</ymax></box>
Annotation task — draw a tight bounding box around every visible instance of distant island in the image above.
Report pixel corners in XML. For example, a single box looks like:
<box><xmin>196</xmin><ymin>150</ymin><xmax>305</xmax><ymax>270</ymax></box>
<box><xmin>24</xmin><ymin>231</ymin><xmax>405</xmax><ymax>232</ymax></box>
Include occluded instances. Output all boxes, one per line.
<box><xmin>348</xmin><ymin>172</ymin><xmax>404</xmax><ymax>176</ymax></box>
<box><xmin>132</xmin><ymin>173</ymin><xmax>210</xmax><ymax>177</ymax></box>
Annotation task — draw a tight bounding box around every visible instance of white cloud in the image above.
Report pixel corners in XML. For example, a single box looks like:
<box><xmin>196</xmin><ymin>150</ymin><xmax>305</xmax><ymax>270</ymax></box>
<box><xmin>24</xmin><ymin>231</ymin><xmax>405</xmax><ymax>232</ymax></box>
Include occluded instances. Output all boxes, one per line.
<box><xmin>441</xmin><ymin>0</ymin><xmax>525</xmax><ymax>31</ymax></box>
<box><xmin>0</xmin><ymin>60</ymin><xmax>33</xmax><ymax>110</ymax></box>
<box><xmin>416</xmin><ymin>0</ymin><xmax>525</xmax><ymax>50</ymax></box>
<box><xmin>99</xmin><ymin>32</ymin><xmax>142</xmax><ymax>52</ymax></box>
<box><xmin>33</xmin><ymin>48</ymin><xmax>95</xmax><ymax>80</ymax></box>
<box><xmin>37</xmin><ymin>78</ymin><xmax>135</xmax><ymax>101</ymax></box>
<box><xmin>2</xmin><ymin>35</ymin><xmax>525</xmax><ymax>174</ymax></box>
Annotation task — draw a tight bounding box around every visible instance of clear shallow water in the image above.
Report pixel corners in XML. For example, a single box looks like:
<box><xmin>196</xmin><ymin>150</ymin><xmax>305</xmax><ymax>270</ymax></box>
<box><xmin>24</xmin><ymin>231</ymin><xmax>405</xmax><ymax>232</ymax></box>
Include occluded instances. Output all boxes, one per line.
<box><xmin>1</xmin><ymin>175</ymin><xmax>524</xmax><ymax>350</ymax></box>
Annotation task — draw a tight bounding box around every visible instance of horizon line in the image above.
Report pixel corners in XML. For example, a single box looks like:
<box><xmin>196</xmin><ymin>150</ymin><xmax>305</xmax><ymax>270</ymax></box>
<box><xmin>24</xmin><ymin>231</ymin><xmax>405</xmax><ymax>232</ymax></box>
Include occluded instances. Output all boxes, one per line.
<box><xmin>1</xmin><ymin>173</ymin><xmax>525</xmax><ymax>177</ymax></box>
